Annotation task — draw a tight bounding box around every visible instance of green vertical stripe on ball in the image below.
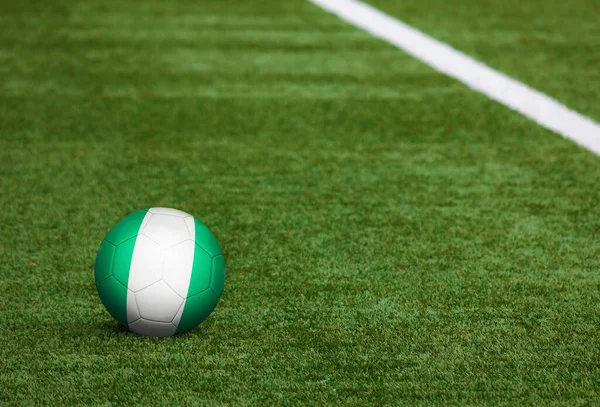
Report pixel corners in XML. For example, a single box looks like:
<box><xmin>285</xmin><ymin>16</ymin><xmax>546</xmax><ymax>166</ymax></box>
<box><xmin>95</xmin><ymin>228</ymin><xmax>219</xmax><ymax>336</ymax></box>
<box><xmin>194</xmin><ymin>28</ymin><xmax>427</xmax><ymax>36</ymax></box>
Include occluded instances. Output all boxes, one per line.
<box><xmin>193</xmin><ymin>217</ymin><xmax>222</xmax><ymax>257</ymax></box>
<box><xmin>186</xmin><ymin>243</ymin><xmax>212</xmax><ymax>297</ymax></box>
<box><xmin>96</xmin><ymin>277</ymin><xmax>129</xmax><ymax>326</ymax></box>
<box><xmin>112</xmin><ymin>237</ymin><xmax>137</xmax><ymax>288</ymax></box>
<box><xmin>175</xmin><ymin>217</ymin><xmax>224</xmax><ymax>334</ymax></box>
<box><xmin>94</xmin><ymin>240</ymin><xmax>115</xmax><ymax>284</ymax></box>
<box><xmin>176</xmin><ymin>289</ymin><xmax>218</xmax><ymax>334</ymax></box>
<box><xmin>104</xmin><ymin>209</ymin><xmax>149</xmax><ymax>245</ymax></box>
<box><xmin>95</xmin><ymin>209</ymin><xmax>148</xmax><ymax>327</ymax></box>
<box><xmin>210</xmin><ymin>254</ymin><xmax>225</xmax><ymax>298</ymax></box>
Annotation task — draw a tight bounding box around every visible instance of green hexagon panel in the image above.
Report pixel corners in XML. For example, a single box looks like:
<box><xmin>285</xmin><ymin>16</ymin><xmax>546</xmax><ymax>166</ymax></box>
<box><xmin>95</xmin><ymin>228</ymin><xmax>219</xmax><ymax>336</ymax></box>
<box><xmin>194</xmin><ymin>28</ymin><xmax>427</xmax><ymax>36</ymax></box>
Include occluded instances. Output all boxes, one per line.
<box><xmin>104</xmin><ymin>209</ymin><xmax>148</xmax><ymax>245</ymax></box>
<box><xmin>186</xmin><ymin>243</ymin><xmax>213</xmax><ymax>297</ymax></box>
<box><xmin>176</xmin><ymin>289</ymin><xmax>218</xmax><ymax>334</ymax></box>
<box><xmin>210</xmin><ymin>255</ymin><xmax>225</xmax><ymax>298</ymax></box>
<box><xmin>96</xmin><ymin>276</ymin><xmax>128</xmax><ymax>326</ymax></box>
<box><xmin>112</xmin><ymin>237</ymin><xmax>137</xmax><ymax>287</ymax></box>
<box><xmin>94</xmin><ymin>240</ymin><xmax>115</xmax><ymax>284</ymax></box>
<box><xmin>193</xmin><ymin>218</ymin><xmax>222</xmax><ymax>257</ymax></box>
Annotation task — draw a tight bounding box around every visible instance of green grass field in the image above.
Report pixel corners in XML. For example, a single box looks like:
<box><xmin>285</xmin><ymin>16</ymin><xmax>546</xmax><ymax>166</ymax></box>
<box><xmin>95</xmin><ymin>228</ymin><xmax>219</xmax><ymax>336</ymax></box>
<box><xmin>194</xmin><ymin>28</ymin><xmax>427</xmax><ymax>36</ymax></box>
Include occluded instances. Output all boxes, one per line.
<box><xmin>1</xmin><ymin>0</ymin><xmax>599</xmax><ymax>405</ymax></box>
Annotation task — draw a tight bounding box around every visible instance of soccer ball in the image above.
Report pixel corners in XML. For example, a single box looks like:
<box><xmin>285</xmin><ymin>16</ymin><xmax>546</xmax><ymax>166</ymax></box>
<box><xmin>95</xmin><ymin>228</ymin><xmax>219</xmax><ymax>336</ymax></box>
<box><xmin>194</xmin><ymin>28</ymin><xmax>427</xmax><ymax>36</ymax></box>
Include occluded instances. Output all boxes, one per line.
<box><xmin>94</xmin><ymin>208</ymin><xmax>225</xmax><ymax>337</ymax></box>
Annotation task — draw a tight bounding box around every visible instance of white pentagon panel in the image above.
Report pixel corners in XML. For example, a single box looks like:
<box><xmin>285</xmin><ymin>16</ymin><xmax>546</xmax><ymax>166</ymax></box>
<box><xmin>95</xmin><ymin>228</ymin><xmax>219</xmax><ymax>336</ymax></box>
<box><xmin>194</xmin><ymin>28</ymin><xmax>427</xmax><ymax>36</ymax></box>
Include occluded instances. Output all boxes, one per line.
<box><xmin>163</xmin><ymin>239</ymin><xmax>195</xmax><ymax>298</ymax></box>
<box><xmin>127</xmin><ymin>234</ymin><xmax>164</xmax><ymax>292</ymax></box>
<box><xmin>172</xmin><ymin>299</ymin><xmax>185</xmax><ymax>327</ymax></box>
<box><xmin>129</xmin><ymin>318</ymin><xmax>177</xmax><ymax>337</ymax></box>
<box><xmin>135</xmin><ymin>281</ymin><xmax>183</xmax><ymax>323</ymax></box>
<box><xmin>127</xmin><ymin>290</ymin><xmax>141</xmax><ymax>323</ymax></box>
<box><xmin>142</xmin><ymin>213</ymin><xmax>190</xmax><ymax>249</ymax></box>
<box><xmin>138</xmin><ymin>211</ymin><xmax>154</xmax><ymax>234</ymax></box>
<box><xmin>183</xmin><ymin>216</ymin><xmax>195</xmax><ymax>238</ymax></box>
<box><xmin>148</xmin><ymin>207</ymin><xmax>191</xmax><ymax>218</ymax></box>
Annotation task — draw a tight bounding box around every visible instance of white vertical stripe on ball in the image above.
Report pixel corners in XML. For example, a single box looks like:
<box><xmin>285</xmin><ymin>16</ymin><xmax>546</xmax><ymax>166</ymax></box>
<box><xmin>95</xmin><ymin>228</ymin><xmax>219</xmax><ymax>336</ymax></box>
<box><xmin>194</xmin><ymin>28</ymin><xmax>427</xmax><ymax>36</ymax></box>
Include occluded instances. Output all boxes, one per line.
<box><xmin>163</xmin><ymin>239</ymin><xmax>195</xmax><ymax>328</ymax></box>
<box><xmin>126</xmin><ymin>208</ymin><xmax>196</xmax><ymax>336</ymax></box>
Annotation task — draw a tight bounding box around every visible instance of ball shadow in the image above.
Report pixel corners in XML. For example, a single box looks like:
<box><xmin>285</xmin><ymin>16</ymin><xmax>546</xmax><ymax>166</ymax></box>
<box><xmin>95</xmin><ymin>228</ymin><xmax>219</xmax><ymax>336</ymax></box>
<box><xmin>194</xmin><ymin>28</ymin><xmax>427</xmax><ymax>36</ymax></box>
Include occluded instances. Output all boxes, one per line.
<box><xmin>96</xmin><ymin>319</ymin><xmax>208</xmax><ymax>338</ymax></box>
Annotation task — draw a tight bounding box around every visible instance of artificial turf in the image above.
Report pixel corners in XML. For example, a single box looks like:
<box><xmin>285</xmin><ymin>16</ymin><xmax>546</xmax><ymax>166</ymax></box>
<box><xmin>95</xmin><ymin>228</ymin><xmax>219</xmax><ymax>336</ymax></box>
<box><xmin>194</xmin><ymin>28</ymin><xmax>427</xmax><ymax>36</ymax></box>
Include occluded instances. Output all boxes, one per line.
<box><xmin>366</xmin><ymin>0</ymin><xmax>600</xmax><ymax>122</ymax></box>
<box><xmin>1</xmin><ymin>0</ymin><xmax>599</xmax><ymax>405</ymax></box>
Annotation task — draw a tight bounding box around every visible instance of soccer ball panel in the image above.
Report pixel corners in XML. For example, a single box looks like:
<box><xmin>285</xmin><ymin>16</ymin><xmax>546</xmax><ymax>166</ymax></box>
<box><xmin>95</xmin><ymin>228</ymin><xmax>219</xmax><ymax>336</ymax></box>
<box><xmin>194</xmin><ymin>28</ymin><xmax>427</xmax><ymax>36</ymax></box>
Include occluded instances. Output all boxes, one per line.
<box><xmin>94</xmin><ymin>240</ymin><xmax>115</xmax><ymax>284</ymax></box>
<box><xmin>183</xmin><ymin>216</ymin><xmax>194</xmax><ymax>238</ymax></box>
<box><xmin>163</xmin><ymin>240</ymin><xmax>196</xmax><ymax>298</ymax></box>
<box><xmin>193</xmin><ymin>218</ymin><xmax>222</xmax><ymax>257</ymax></box>
<box><xmin>176</xmin><ymin>289</ymin><xmax>218</xmax><ymax>334</ymax></box>
<box><xmin>185</xmin><ymin>243</ymin><xmax>212</xmax><ymax>297</ymax></box>
<box><xmin>96</xmin><ymin>276</ymin><xmax>128</xmax><ymax>326</ymax></box>
<box><xmin>104</xmin><ymin>209</ymin><xmax>148</xmax><ymax>245</ymax></box>
<box><xmin>112</xmin><ymin>237</ymin><xmax>137</xmax><ymax>287</ymax></box>
<box><xmin>142</xmin><ymin>214</ymin><xmax>191</xmax><ymax>249</ymax></box>
<box><xmin>129</xmin><ymin>318</ymin><xmax>177</xmax><ymax>337</ymax></box>
<box><xmin>148</xmin><ymin>207</ymin><xmax>191</xmax><ymax>218</ymax></box>
<box><xmin>128</xmin><ymin>235</ymin><xmax>164</xmax><ymax>292</ymax></box>
<box><xmin>171</xmin><ymin>299</ymin><xmax>185</xmax><ymax>327</ymax></box>
<box><xmin>135</xmin><ymin>281</ymin><xmax>183</xmax><ymax>323</ymax></box>
<box><xmin>210</xmin><ymin>254</ymin><xmax>226</xmax><ymax>298</ymax></box>
<box><xmin>127</xmin><ymin>289</ymin><xmax>141</xmax><ymax>323</ymax></box>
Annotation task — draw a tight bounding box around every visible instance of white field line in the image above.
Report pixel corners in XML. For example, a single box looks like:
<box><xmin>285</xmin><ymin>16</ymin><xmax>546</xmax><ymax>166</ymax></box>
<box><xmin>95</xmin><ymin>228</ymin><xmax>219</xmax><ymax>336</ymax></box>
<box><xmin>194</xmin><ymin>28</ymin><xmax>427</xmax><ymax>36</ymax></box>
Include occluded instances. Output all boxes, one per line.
<box><xmin>309</xmin><ymin>0</ymin><xmax>600</xmax><ymax>156</ymax></box>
